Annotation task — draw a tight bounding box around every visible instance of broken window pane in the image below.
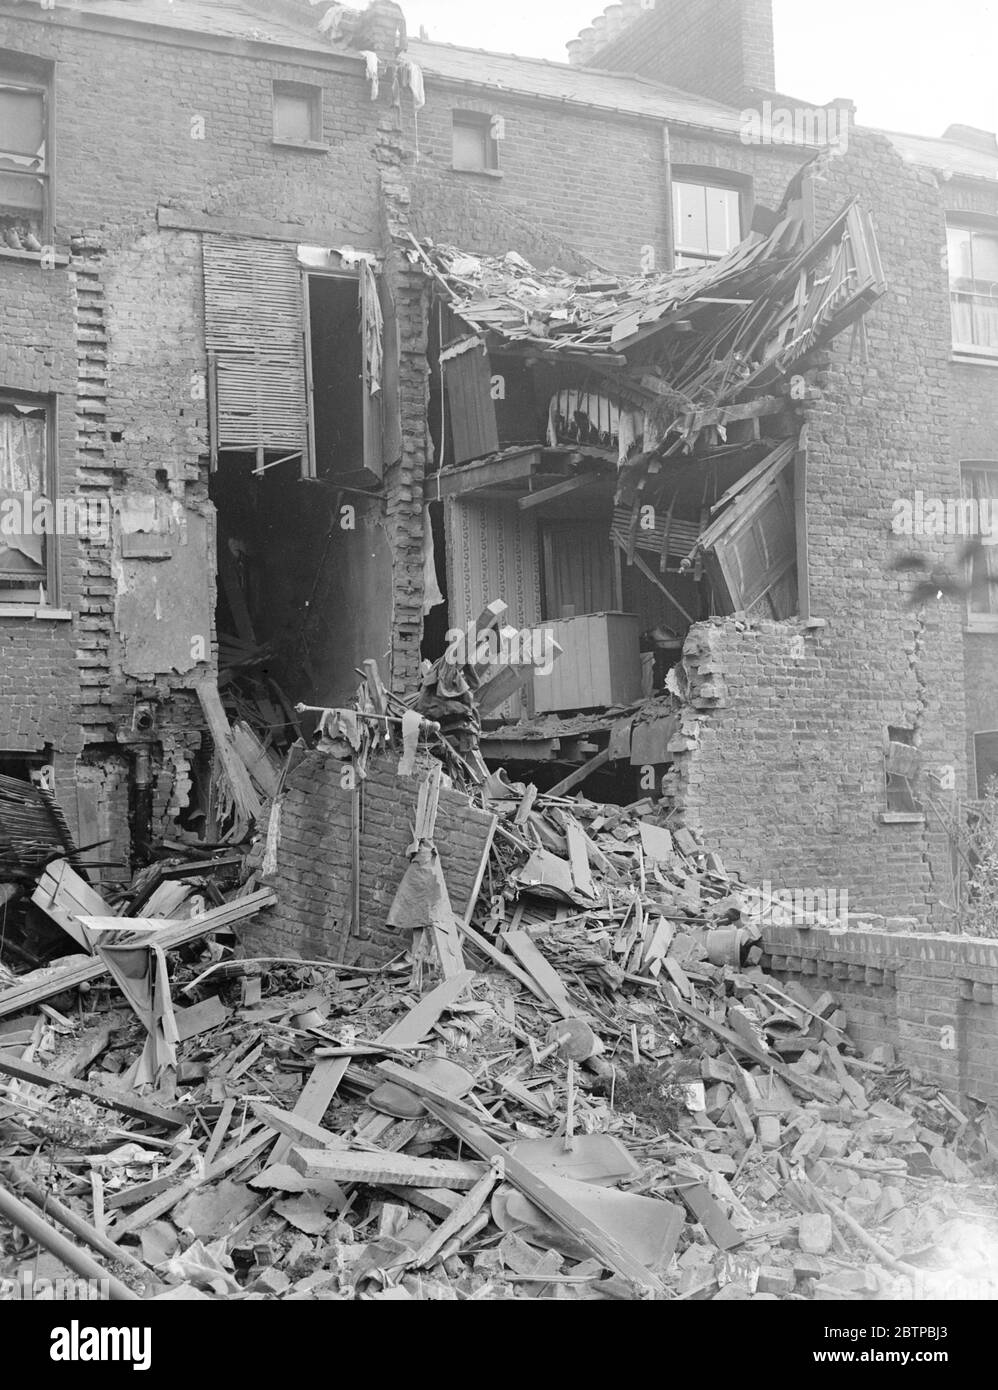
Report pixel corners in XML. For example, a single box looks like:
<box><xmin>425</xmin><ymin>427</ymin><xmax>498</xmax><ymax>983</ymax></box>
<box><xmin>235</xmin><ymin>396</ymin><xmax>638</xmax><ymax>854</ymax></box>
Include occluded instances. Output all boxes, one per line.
<box><xmin>0</xmin><ymin>399</ymin><xmax>48</xmax><ymax>600</ymax></box>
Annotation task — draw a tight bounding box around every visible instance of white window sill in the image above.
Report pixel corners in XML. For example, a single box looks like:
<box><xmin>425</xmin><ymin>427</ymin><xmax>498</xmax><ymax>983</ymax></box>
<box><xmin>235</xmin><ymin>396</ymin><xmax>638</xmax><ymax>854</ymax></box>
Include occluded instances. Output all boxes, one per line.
<box><xmin>0</xmin><ymin>247</ymin><xmax>69</xmax><ymax>267</ymax></box>
<box><xmin>0</xmin><ymin>606</ymin><xmax>72</xmax><ymax>620</ymax></box>
<box><xmin>450</xmin><ymin>165</ymin><xmax>503</xmax><ymax>179</ymax></box>
<box><xmin>271</xmin><ymin>139</ymin><xmax>329</xmax><ymax>153</ymax></box>
<box><xmin>965</xmin><ymin>619</ymin><xmax>998</xmax><ymax>635</ymax></box>
<box><xmin>879</xmin><ymin>812</ymin><xmax>926</xmax><ymax>825</ymax></box>
<box><xmin>952</xmin><ymin>350</ymin><xmax>998</xmax><ymax>366</ymax></box>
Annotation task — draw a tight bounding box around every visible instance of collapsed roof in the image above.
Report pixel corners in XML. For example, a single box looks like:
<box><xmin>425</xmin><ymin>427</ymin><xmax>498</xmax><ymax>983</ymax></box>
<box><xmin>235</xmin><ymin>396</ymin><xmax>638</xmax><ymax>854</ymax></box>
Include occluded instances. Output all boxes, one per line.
<box><xmin>410</xmin><ymin>194</ymin><xmax>886</xmax><ymax>501</ymax></box>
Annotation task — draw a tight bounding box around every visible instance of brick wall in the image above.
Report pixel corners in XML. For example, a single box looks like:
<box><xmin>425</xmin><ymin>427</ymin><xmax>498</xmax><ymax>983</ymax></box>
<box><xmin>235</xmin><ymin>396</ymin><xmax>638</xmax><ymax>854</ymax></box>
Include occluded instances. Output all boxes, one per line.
<box><xmin>0</xmin><ymin>6</ymin><xmax>395</xmax><ymax>830</ymax></box>
<box><xmin>666</xmin><ymin>130</ymin><xmax>967</xmax><ymax>928</ymax></box>
<box><xmin>243</xmin><ymin>752</ymin><xmax>496</xmax><ymax>966</ymax></box>
<box><xmin>574</xmin><ymin>0</ymin><xmax>776</xmax><ymax>107</ymax></box>
<box><xmin>409</xmin><ymin>88</ymin><xmax>804</xmax><ymax>275</ymax></box>
<box><xmin>946</xmin><ymin>184</ymin><xmax>998</xmax><ymax>792</ymax></box>
<box><xmin>762</xmin><ymin>922</ymin><xmax>998</xmax><ymax>1106</ymax></box>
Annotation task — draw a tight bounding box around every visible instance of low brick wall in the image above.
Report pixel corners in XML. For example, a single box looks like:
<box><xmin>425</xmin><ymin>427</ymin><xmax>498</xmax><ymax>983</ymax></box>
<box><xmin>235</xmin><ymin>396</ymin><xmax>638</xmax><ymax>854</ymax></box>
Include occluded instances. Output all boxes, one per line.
<box><xmin>761</xmin><ymin>924</ymin><xmax>998</xmax><ymax>1106</ymax></box>
<box><xmin>240</xmin><ymin>753</ymin><xmax>496</xmax><ymax>968</ymax></box>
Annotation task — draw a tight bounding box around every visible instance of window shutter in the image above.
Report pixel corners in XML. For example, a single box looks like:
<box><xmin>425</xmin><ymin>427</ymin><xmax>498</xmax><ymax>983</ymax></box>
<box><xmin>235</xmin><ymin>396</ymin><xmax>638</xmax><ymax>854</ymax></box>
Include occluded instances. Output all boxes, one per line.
<box><xmin>203</xmin><ymin>236</ymin><xmax>308</xmax><ymax>461</ymax></box>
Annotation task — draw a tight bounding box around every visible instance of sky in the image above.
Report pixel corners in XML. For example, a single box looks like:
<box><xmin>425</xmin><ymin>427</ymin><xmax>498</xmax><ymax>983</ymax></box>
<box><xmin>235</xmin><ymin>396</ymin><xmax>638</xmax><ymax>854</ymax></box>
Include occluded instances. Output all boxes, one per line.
<box><xmin>401</xmin><ymin>0</ymin><xmax>997</xmax><ymax>138</ymax></box>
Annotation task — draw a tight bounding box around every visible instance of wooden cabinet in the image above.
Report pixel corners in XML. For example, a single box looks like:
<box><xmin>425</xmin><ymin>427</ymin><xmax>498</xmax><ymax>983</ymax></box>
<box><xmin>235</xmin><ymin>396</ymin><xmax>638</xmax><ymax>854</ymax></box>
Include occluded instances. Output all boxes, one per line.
<box><xmin>532</xmin><ymin>612</ymin><xmax>642</xmax><ymax>713</ymax></box>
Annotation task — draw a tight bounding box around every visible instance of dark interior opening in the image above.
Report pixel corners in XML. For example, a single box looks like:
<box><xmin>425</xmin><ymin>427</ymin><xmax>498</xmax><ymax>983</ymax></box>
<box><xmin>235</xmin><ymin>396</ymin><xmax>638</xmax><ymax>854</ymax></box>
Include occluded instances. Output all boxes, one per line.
<box><xmin>421</xmin><ymin>500</ymin><xmax>451</xmax><ymax>664</ymax></box>
<box><xmin>211</xmin><ymin>454</ymin><xmax>337</xmax><ymax>708</ymax></box>
<box><xmin>309</xmin><ymin>274</ymin><xmax>364</xmax><ymax>479</ymax></box>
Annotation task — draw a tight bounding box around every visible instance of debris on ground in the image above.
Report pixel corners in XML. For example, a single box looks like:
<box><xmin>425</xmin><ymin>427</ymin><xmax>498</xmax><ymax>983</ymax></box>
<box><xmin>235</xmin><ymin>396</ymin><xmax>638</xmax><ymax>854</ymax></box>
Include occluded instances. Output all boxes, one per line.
<box><xmin>2</xmin><ymin>669</ymin><xmax>997</xmax><ymax>1303</ymax></box>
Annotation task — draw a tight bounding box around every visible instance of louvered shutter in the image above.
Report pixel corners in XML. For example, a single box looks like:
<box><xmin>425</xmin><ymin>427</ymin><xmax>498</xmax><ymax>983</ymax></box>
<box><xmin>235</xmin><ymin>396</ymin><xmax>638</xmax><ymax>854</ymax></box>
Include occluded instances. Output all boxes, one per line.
<box><xmin>202</xmin><ymin>236</ymin><xmax>308</xmax><ymax>463</ymax></box>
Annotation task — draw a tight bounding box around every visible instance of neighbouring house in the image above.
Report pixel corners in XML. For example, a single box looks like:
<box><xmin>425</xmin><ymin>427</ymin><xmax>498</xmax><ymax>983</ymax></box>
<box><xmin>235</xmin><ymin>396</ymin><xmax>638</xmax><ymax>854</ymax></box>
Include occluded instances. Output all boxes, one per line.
<box><xmin>0</xmin><ymin>0</ymin><xmax>995</xmax><ymax>933</ymax></box>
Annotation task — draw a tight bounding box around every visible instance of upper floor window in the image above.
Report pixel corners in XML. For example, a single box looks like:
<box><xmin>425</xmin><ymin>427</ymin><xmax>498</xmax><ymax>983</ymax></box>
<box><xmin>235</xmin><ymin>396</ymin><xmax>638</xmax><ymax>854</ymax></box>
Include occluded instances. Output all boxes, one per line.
<box><xmin>672</xmin><ymin>179</ymin><xmax>742</xmax><ymax>269</ymax></box>
<box><xmin>948</xmin><ymin>222</ymin><xmax>998</xmax><ymax>358</ymax></box>
<box><xmin>272</xmin><ymin>80</ymin><xmax>324</xmax><ymax>148</ymax></box>
<box><xmin>963</xmin><ymin>463</ymin><xmax>998</xmax><ymax>629</ymax></box>
<box><xmin>0</xmin><ymin>56</ymin><xmax>52</xmax><ymax>251</ymax></box>
<box><xmin>0</xmin><ymin>395</ymin><xmax>58</xmax><ymax>609</ymax></box>
<box><xmin>452</xmin><ymin>111</ymin><xmax>500</xmax><ymax>173</ymax></box>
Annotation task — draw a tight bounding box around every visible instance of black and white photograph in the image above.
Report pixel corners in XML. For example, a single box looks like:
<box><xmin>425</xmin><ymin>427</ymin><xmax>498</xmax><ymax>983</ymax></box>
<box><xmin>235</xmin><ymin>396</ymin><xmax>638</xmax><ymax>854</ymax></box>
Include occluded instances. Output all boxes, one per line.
<box><xmin>0</xmin><ymin>0</ymin><xmax>995</xmax><ymax>1358</ymax></box>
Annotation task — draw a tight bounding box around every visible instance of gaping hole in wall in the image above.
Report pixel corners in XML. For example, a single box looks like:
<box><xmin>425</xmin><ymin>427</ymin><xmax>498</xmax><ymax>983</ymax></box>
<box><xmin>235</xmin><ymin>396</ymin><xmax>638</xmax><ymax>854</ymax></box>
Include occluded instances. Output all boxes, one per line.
<box><xmin>413</xmin><ymin>193</ymin><xmax>889</xmax><ymax>803</ymax></box>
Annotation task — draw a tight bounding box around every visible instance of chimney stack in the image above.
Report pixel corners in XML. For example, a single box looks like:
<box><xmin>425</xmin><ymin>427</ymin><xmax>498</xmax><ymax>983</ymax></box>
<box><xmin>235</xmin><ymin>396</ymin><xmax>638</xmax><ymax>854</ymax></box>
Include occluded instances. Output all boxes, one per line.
<box><xmin>565</xmin><ymin>0</ymin><xmax>776</xmax><ymax>107</ymax></box>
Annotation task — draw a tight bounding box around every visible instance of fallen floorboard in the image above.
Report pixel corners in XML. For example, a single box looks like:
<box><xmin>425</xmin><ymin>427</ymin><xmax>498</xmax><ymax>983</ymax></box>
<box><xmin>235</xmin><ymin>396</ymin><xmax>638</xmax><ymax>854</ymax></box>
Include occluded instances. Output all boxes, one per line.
<box><xmin>0</xmin><ymin>1051</ymin><xmax>184</xmax><ymax>1129</ymax></box>
<box><xmin>0</xmin><ymin>889</ymin><xmax>276</xmax><ymax>1020</ymax></box>
<box><xmin>288</xmin><ymin>1147</ymin><xmax>488</xmax><ymax>1191</ymax></box>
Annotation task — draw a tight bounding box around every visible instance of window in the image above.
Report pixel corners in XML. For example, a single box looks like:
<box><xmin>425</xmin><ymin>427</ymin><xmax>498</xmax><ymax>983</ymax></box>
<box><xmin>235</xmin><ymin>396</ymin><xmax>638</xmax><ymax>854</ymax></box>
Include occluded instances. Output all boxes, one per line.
<box><xmin>948</xmin><ymin>223</ymin><xmax>998</xmax><ymax>357</ymax></box>
<box><xmin>962</xmin><ymin>463</ymin><xmax>998</xmax><ymax>629</ymax></box>
<box><xmin>452</xmin><ymin>112</ymin><xmax>500</xmax><ymax>173</ymax></box>
<box><xmin>886</xmin><ymin>727</ymin><xmax>921</xmax><ymax>814</ymax></box>
<box><xmin>672</xmin><ymin>180</ymin><xmax>741</xmax><ymax>269</ymax></box>
<box><xmin>974</xmin><ymin>731</ymin><xmax>998</xmax><ymax>799</ymax></box>
<box><xmin>0</xmin><ymin>57</ymin><xmax>51</xmax><ymax>250</ymax></box>
<box><xmin>0</xmin><ymin>395</ymin><xmax>58</xmax><ymax>608</ymax></box>
<box><xmin>272</xmin><ymin>81</ymin><xmax>323</xmax><ymax>147</ymax></box>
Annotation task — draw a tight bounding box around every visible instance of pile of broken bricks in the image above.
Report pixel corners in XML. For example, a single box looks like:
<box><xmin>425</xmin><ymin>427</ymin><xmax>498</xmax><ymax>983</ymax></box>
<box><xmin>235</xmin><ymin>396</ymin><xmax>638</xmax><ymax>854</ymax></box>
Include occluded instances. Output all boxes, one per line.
<box><xmin>2</xmin><ymin>786</ymin><xmax>998</xmax><ymax>1301</ymax></box>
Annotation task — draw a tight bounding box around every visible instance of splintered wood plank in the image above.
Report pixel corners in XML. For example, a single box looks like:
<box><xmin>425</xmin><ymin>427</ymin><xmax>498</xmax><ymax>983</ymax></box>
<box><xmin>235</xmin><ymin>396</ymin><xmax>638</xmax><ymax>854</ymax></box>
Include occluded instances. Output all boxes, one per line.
<box><xmin>420</xmin><ymin>1101</ymin><xmax>666</xmax><ymax>1296</ymax></box>
<box><xmin>678</xmin><ymin>1181</ymin><xmax>745</xmax><ymax>1252</ymax></box>
<box><xmin>269</xmin><ymin>1059</ymin><xmax>350</xmax><ymax>1166</ymax></box>
<box><xmin>503</xmin><ymin>931</ymin><xmax>578</xmax><ymax>1020</ymax></box>
<box><xmin>374</xmin><ymin>1062</ymin><xmax>513</xmax><ymax>1135</ymax></box>
<box><xmin>252</xmin><ymin>1101</ymin><xmax>345</xmax><ymax>1151</ymax></box>
<box><xmin>288</xmin><ymin>1147</ymin><xmax>487</xmax><ymax>1191</ymax></box>
<box><xmin>377</xmin><ymin>971</ymin><xmax>475</xmax><ymax>1048</ymax></box>
<box><xmin>405</xmin><ymin>1168</ymin><xmax>499</xmax><ymax>1269</ymax></box>
<box><xmin>565</xmin><ymin>819</ymin><xmax>595</xmax><ymax>898</ymax></box>
<box><xmin>0</xmin><ymin>1051</ymin><xmax>183</xmax><ymax>1129</ymax></box>
<box><xmin>455</xmin><ymin>923</ymin><xmax>550</xmax><ymax>1007</ymax></box>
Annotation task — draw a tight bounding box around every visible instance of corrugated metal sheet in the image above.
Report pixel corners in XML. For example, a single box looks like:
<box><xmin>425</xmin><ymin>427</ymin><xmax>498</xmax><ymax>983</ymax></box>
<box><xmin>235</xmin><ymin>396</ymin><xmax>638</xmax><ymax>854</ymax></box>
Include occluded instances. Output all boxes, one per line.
<box><xmin>203</xmin><ymin>236</ymin><xmax>308</xmax><ymax>455</ymax></box>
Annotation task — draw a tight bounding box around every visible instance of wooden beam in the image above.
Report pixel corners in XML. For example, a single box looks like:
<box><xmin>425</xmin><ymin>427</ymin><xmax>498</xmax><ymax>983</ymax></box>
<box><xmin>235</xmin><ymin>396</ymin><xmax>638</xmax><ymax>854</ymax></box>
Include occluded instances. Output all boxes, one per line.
<box><xmin>0</xmin><ymin>889</ymin><xmax>276</xmax><ymax>1020</ymax></box>
<box><xmin>0</xmin><ymin>1052</ymin><xmax>184</xmax><ymax>1129</ymax></box>
<box><xmin>518</xmin><ymin>475</ymin><xmax>602</xmax><ymax>512</ymax></box>
<box><xmin>288</xmin><ymin>1147</ymin><xmax>488</xmax><ymax>1190</ymax></box>
<box><xmin>546</xmin><ymin>747</ymin><xmax>613</xmax><ymax>798</ymax></box>
<box><xmin>434</xmin><ymin>449</ymin><xmax>542</xmax><ymax>500</ymax></box>
<box><xmin>419</xmin><ymin>1101</ymin><xmax>666</xmax><ymax>1296</ymax></box>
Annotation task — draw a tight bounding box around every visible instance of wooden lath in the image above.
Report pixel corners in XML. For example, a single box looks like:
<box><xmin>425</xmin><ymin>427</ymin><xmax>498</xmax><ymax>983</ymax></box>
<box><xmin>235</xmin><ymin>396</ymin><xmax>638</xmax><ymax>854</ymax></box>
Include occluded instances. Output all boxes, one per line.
<box><xmin>202</xmin><ymin>236</ymin><xmax>308</xmax><ymax>458</ymax></box>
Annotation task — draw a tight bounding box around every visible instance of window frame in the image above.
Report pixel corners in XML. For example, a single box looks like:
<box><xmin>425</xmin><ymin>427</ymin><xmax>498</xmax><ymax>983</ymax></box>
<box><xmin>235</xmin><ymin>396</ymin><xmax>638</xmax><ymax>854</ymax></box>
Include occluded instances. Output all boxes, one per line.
<box><xmin>670</xmin><ymin>167</ymin><xmax>750</xmax><ymax>271</ymax></box>
<box><xmin>0</xmin><ymin>53</ymin><xmax>54</xmax><ymax>252</ymax></box>
<box><xmin>0</xmin><ymin>390</ymin><xmax>61</xmax><ymax>615</ymax></box>
<box><xmin>271</xmin><ymin>79</ymin><xmax>326</xmax><ymax>151</ymax></box>
<box><xmin>973</xmin><ymin>730</ymin><xmax>998</xmax><ymax>799</ymax></box>
<box><xmin>961</xmin><ymin>461</ymin><xmax>998</xmax><ymax>632</ymax></box>
<box><xmin>451</xmin><ymin>111</ymin><xmax>501</xmax><ymax>175</ymax></box>
<box><xmin>947</xmin><ymin>219</ymin><xmax>998</xmax><ymax>361</ymax></box>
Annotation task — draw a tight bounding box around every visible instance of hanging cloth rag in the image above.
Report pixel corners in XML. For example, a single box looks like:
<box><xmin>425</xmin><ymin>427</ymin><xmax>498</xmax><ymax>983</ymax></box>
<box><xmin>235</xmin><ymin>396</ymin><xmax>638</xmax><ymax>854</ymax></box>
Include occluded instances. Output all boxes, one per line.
<box><xmin>421</xmin><ymin>505</ymin><xmax>445</xmax><ymax>616</ymax></box>
<box><xmin>360</xmin><ymin>50</ymin><xmax>379</xmax><ymax>100</ymax></box>
<box><xmin>397</xmin><ymin>708</ymin><xmax>423</xmax><ymax>778</ymax></box>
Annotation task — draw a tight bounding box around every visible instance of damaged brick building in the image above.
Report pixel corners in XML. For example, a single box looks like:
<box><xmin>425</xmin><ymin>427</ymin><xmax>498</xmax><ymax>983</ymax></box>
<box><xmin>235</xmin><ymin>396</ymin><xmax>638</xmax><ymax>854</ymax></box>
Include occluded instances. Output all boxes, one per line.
<box><xmin>1</xmin><ymin>0</ymin><xmax>996</xmax><ymax>940</ymax></box>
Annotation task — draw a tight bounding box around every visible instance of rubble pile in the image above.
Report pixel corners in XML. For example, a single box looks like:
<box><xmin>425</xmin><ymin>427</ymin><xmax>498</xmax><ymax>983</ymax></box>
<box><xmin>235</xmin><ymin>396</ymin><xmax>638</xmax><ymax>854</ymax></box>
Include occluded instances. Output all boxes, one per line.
<box><xmin>2</xmin><ymin>773</ymin><xmax>998</xmax><ymax>1303</ymax></box>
